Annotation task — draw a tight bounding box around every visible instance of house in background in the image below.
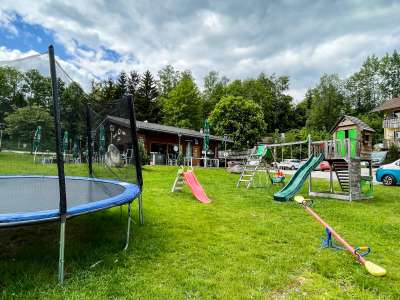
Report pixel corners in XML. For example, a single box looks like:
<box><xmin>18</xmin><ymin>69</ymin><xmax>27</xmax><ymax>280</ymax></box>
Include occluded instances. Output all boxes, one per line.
<box><xmin>373</xmin><ymin>97</ymin><xmax>400</xmax><ymax>149</ymax></box>
<box><xmin>103</xmin><ymin>116</ymin><xmax>230</xmax><ymax>166</ymax></box>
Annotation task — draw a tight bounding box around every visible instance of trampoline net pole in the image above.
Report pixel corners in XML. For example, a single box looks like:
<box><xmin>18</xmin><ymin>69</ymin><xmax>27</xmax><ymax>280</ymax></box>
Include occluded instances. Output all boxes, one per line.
<box><xmin>126</xmin><ymin>93</ymin><xmax>143</xmax><ymax>190</ymax></box>
<box><xmin>86</xmin><ymin>104</ymin><xmax>93</xmax><ymax>177</ymax></box>
<box><xmin>49</xmin><ymin>45</ymin><xmax>67</xmax><ymax>216</ymax></box>
<box><xmin>138</xmin><ymin>194</ymin><xmax>144</xmax><ymax>225</ymax></box>
<box><xmin>58</xmin><ymin>216</ymin><xmax>66</xmax><ymax>284</ymax></box>
<box><xmin>124</xmin><ymin>202</ymin><xmax>132</xmax><ymax>250</ymax></box>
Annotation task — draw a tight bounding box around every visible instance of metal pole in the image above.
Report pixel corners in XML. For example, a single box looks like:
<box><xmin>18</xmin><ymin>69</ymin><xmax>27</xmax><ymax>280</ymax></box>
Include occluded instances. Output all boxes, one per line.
<box><xmin>0</xmin><ymin>127</ymin><xmax>3</xmax><ymax>149</ymax></box>
<box><xmin>58</xmin><ymin>216</ymin><xmax>66</xmax><ymax>284</ymax></box>
<box><xmin>124</xmin><ymin>202</ymin><xmax>132</xmax><ymax>250</ymax></box>
<box><xmin>86</xmin><ymin>104</ymin><xmax>93</xmax><ymax>177</ymax></box>
<box><xmin>49</xmin><ymin>45</ymin><xmax>67</xmax><ymax>284</ymax></box>
<box><xmin>308</xmin><ymin>135</ymin><xmax>312</xmax><ymax>194</ymax></box>
<box><xmin>138</xmin><ymin>194</ymin><xmax>144</xmax><ymax>225</ymax></box>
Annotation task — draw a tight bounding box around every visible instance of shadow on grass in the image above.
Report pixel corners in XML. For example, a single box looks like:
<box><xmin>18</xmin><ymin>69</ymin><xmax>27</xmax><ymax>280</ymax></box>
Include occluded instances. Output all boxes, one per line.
<box><xmin>0</xmin><ymin>205</ymin><xmax>169</xmax><ymax>290</ymax></box>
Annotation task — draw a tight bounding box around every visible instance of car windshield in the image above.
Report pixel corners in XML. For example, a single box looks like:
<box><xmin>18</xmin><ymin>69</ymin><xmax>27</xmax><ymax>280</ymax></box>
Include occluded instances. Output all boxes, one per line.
<box><xmin>372</xmin><ymin>151</ymin><xmax>387</xmax><ymax>160</ymax></box>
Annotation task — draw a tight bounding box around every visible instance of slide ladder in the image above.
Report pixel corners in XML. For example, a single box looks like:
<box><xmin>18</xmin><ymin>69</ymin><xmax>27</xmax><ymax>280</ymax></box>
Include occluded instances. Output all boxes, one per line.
<box><xmin>237</xmin><ymin>145</ymin><xmax>269</xmax><ymax>188</ymax></box>
<box><xmin>274</xmin><ymin>153</ymin><xmax>324</xmax><ymax>202</ymax></box>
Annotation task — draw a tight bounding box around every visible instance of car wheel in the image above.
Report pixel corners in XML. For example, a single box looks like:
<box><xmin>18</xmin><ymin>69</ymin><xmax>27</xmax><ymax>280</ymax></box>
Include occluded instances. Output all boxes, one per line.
<box><xmin>291</xmin><ymin>166</ymin><xmax>296</xmax><ymax>170</ymax></box>
<box><xmin>382</xmin><ymin>175</ymin><xmax>396</xmax><ymax>186</ymax></box>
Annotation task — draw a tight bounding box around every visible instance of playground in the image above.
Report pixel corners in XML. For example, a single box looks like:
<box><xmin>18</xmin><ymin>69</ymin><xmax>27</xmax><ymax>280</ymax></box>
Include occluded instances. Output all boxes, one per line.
<box><xmin>0</xmin><ymin>151</ymin><xmax>399</xmax><ymax>299</ymax></box>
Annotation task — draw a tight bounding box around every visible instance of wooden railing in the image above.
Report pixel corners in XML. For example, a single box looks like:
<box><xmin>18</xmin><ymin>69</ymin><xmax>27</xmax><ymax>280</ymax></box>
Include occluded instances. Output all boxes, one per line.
<box><xmin>310</xmin><ymin>138</ymin><xmax>363</xmax><ymax>160</ymax></box>
<box><xmin>383</xmin><ymin>117</ymin><xmax>400</xmax><ymax>129</ymax></box>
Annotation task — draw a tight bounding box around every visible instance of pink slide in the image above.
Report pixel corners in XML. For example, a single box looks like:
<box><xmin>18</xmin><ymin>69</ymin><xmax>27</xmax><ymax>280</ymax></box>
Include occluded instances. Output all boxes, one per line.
<box><xmin>183</xmin><ymin>171</ymin><xmax>211</xmax><ymax>204</ymax></box>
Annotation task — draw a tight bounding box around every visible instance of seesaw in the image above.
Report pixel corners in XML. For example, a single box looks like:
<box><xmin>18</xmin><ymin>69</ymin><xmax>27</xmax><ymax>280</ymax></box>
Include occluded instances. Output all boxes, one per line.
<box><xmin>294</xmin><ymin>195</ymin><xmax>386</xmax><ymax>277</ymax></box>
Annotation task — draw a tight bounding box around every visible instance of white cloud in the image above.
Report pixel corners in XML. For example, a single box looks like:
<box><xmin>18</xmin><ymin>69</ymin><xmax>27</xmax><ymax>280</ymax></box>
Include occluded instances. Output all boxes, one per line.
<box><xmin>0</xmin><ymin>1</ymin><xmax>400</xmax><ymax>102</ymax></box>
<box><xmin>0</xmin><ymin>10</ymin><xmax>18</xmax><ymax>35</ymax></box>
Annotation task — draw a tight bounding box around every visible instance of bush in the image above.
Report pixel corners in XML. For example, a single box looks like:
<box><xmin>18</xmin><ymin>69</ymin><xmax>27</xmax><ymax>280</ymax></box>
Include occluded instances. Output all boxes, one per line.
<box><xmin>385</xmin><ymin>143</ymin><xmax>399</xmax><ymax>163</ymax></box>
<box><xmin>138</xmin><ymin>139</ymin><xmax>149</xmax><ymax>165</ymax></box>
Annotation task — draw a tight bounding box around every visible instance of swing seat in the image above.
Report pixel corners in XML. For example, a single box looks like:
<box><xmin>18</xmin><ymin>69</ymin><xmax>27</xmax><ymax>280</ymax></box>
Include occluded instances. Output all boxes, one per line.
<box><xmin>271</xmin><ymin>176</ymin><xmax>285</xmax><ymax>184</ymax></box>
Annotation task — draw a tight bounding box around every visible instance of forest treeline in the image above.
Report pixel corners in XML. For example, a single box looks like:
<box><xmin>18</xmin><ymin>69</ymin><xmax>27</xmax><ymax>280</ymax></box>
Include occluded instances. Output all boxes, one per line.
<box><xmin>1</xmin><ymin>50</ymin><xmax>400</xmax><ymax>149</ymax></box>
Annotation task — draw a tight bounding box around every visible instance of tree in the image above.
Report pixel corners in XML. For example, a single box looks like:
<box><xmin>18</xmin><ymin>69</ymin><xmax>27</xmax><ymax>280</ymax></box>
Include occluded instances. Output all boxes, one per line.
<box><xmin>307</xmin><ymin>74</ymin><xmax>346</xmax><ymax>131</ymax></box>
<box><xmin>127</xmin><ymin>70</ymin><xmax>140</xmax><ymax>97</ymax></box>
<box><xmin>23</xmin><ymin>69</ymin><xmax>52</xmax><ymax>108</ymax></box>
<box><xmin>157</xmin><ymin>65</ymin><xmax>180</xmax><ymax>97</ymax></box>
<box><xmin>162</xmin><ymin>72</ymin><xmax>203</xmax><ymax>129</ymax></box>
<box><xmin>345</xmin><ymin>56</ymin><xmax>381</xmax><ymax>115</ymax></box>
<box><xmin>379</xmin><ymin>50</ymin><xmax>400</xmax><ymax>100</ymax></box>
<box><xmin>60</xmin><ymin>82</ymin><xmax>87</xmax><ymax>139</ymax></box>
<box><xmin>209</xmin><ymin>95</ymin><xmax>266</xmax><ymax>149</ymax></box>
<box><xmin>136</xmin><ymin>70</ymin><xmax>160</xmax><ymax>122</ymax></box>
<box><xmin>223</xmin><ymin>73</ymin><xmax>295</xmax><ymax>133</ymax></box>
<box><xmin>202</xmin><ymin>71</ymin><xmax>227</xmax><ymax>118</ymax></box>
<box><xmin>4</xmin><ymin>105</ymin><xmax>53</xmax><ymax>151</ymax></box>
<box><xmin>0</xmin><ymin>67</ymin><xmax>25</xmax><ymax>123</ymax></box>
<box><xmin>115</xmin><ymin>71</ymin><xmax>128</xmax><ymax>99</ymax></box>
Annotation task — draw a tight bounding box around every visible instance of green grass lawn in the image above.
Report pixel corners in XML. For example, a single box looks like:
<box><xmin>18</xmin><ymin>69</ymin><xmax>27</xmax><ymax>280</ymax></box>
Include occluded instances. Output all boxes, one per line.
<box><xmin>0</xmin><ymin>152</ymin><xmax>399</xmax><ymax>299</ymax></box>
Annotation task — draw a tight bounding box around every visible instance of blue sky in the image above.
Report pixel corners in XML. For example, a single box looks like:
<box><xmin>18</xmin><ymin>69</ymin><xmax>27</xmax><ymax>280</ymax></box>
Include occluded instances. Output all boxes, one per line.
<box><xmin>1</xmin><ymin>1</ymin><xmax>400</xmax><ymax>99</ymax></box>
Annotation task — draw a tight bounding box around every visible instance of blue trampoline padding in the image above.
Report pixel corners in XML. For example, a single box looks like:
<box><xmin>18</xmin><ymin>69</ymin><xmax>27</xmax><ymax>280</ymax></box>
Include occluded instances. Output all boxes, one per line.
<box><xmin>0</xmin><ymin>175</ymin><xmax>141</xmax><ymax>226</ymax></box>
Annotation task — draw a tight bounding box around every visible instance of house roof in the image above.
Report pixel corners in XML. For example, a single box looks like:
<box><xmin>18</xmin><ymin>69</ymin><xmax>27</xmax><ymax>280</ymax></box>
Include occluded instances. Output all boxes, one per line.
<box><xmin>329</xmin><ymin>115</ymin><xmax>375</xmax><ymax>133</ymax></box>
<box><xmin>372</xmin><ymin>97</ymin><xmax>400</xmax><ymax>112</ymax></box>
<box><xmin>105</xmin><ymin>116</ymin><xmax>231</xmax><ymax>142</ymax></box>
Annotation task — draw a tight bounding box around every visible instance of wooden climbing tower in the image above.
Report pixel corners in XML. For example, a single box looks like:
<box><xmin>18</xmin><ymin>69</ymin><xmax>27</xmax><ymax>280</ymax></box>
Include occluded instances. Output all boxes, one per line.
<box><xmin>308</xmin><ymin>115</ymin><xmax>374</xmax><ymax>201</ymax></box>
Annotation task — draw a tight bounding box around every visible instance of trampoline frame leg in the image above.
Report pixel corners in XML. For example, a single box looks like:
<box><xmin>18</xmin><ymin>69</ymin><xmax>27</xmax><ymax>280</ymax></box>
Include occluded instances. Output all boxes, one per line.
<box><xmin>124</xmin><ymin>202</ymin><xmax>132</xmax><ymax>250</ymax></box>
<box><xmin>138</xmin><ymin>194</ymin><xmax>144</xmax><ymax>225</ymax></box>
<box><xmin>58</xmin><ymin>216</ymin><xmax>66</xmax><ymax>284</ymax></box>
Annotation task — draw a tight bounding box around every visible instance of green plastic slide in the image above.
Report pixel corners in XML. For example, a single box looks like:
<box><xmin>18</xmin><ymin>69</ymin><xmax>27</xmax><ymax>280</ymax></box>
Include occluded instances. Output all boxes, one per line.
<box><xmin>274</xmin><ymin>153</ymin><xmax>324</xmax><ymax>202</ymax></box>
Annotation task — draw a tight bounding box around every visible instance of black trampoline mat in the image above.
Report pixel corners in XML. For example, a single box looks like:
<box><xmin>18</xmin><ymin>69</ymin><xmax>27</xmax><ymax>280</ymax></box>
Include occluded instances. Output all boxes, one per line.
<box><xmin>0</xmin><ymin>176</ymin><xmax>126</xmax><ymax>214</ymax></box>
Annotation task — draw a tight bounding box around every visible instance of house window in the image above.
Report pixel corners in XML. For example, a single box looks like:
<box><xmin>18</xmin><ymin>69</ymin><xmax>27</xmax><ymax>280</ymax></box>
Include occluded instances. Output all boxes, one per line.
<box><xmin>394</xmin><ymin>131</ymin><xmax>400</xmax><ymax>140</ymax></box>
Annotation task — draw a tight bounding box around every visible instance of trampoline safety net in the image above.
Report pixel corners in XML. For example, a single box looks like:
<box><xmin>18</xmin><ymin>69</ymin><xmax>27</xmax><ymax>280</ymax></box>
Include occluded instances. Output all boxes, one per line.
<box><xmin>0</xmin><ymin>45</ymin><xmax>143</xmax><ymax>283</ymax></box>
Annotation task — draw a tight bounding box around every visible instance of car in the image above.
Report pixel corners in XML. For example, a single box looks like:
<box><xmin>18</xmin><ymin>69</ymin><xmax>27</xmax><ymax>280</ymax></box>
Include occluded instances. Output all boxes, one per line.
<box><xmin>315</xmin><ymin>161</ymin><xmax>330</xmax><ymax>171</ymax></box>
<box><xmin>376</xmin><ymin>159</ymin><xmax>400</xmax><ymax>186</ymax></box>
<box><xmin>278</xmin><ymin>159</ymin><xmax>300</xmax><ymax>170</ymax></box>
<box><xmin>361</xmin><ymin>151</ymin><xmax>388</xmax><ymax>168</ymax></box>
<box><xmin>371</xmin><ymin>151</ymin><xmax>388</xmax><ymax>168</ymax></box>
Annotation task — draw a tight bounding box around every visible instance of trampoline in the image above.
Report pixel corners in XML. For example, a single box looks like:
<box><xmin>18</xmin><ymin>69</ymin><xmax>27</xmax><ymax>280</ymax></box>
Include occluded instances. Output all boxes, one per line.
<box><xmin>0</xmin><ymin>176</ymin><xmax>140</xmax><ymax>227</ymax></box>
<box><xmin>1</xmin><ymin>46</ymin><xmax>144</xmax><ymax>284</ymax></box>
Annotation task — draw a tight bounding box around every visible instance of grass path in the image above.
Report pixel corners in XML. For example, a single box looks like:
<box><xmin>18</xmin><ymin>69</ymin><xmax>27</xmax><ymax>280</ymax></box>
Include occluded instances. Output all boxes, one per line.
<box><xmin>0</xmin><ymin>153</ymin><xmax>399</xmax><ymax>299</ymax></box>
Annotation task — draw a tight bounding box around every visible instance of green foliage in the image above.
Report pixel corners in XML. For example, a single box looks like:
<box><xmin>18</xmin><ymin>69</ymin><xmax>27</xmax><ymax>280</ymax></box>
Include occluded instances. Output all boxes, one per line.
<box><xmin>23</xmin><ymin>69</ymin><xmax>52</xmax><ymax>107</ymax></box>
<box><xmin>202</xmin><ymin>71</ymin><xmax>227</xmax><ymax>118</ymax></box>
<box><xmin>136</xmin><ymin>70</ymin><xmax>160</xmax><ymax>122</ymax></box>
<box><xmin>138</xmin><ymin>139</ymin><xmax>149</xmax><ymax>165</ymax></box>
<box><xmin>385</xmin><ymin>143</ymin><xmax>399</xmax><ymax>163</ymax></box>
<box><xmin>162</xmin><ymin>72</ymin><xmax>203</xmax><ymax>129</ymax></box>
<box><xmin>224</xmin><ymin>74</ymin><xmax>295</xmax><ymax>132</ymax></box>
<box><xmin>358</xmin><ymin>113</ymin><xmax>384</xmax><ymax>144</ymax></box>
<box><xmin>209</xmin><ymin>95</ymin><xmax>266</xmax><ymax>149</ymax></box>
<box><xmin>379</xmin><ymin>50</ymin><xmax>400</xmax><ymax>99</ymax></box>
<box><xmin>0</xmin><ymin>67</ymin><xmax>25</xmax><ymax>123</ymax></box>
<box><xmin>307</xmin><ymin>74</ymin><xmax>346</xmax><ymax>131</ymax></box>
<box><xmin>157</xmin><ymin>65</ymin><xmax>180</xmax><ymax>97</ymax></box>
<box><xmin>4</xmin><ymin>105</ymin><xmax>53</xmax><ymax>151</ymax></box>
<box><xmin>60</xmin><ymin>82</ymin><xmax>87</xmax><ymax>138</ymax></box>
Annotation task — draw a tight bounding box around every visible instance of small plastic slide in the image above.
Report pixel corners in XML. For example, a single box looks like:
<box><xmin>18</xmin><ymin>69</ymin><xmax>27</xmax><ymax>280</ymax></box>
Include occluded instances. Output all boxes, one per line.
<box><xmin>274</xmin><ymin>153</ymin><xmax>324</xmax><ymax>202</ymax></box>
<box><xmin>183</xmin><ymin>171</ymin><xmax>211</xmax><ymax>204</ymax></box>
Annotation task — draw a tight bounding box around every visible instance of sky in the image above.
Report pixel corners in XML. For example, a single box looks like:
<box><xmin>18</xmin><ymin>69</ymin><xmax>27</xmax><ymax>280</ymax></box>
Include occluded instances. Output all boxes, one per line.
<box><xmin>0</xmin><ymin>1</ymin><xmax>400</xmax><ymax>101</ymax></box>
